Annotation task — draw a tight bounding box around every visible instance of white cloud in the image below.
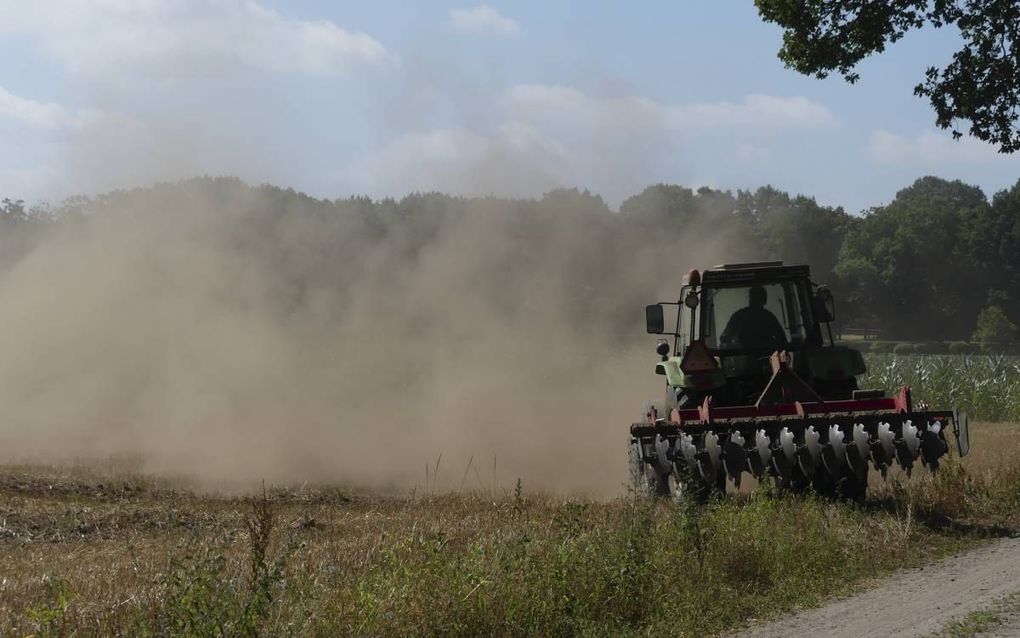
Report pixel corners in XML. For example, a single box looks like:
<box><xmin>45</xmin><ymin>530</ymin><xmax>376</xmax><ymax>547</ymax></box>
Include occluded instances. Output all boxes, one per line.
<box><xmin>678</xmin><ymin>94</ymin><xmax>836</xmax><ymax>130</ymax></box>
<box><xmin>0</xmin><ymin>1</ymin><xmax>394</xmax><ymax>80</ymax></box>
<box><xmin>505</xmin><ymin>85</ymin><xmax>836</xmax><ymax>133</ymax></box>
<box><xmin>735</xmin><ymin>143</ymin><xmax>772</xmax><ymax>165</ymax></box>
<box><xmin>0</xmin><ymin>2</ymin><xmax>395</xmax><ymax>200</ymax></box>
<box><xmin>333</xmin><ymin>85</ymin><xmax>837</xmax><ymax>205</ymax></box>
<box><xmin>0</xmin><ymin>86</ymin><xmax>83</xmax><ymax>130</ymax></box>
<box><xmin>865</xmin><ymin>129</ymin><xmax>1002</xmax><ymax>165</ymax></box>
<box><xmin>0</xmin><ymin>85</ymin><xmax>112</xmax><ymax>200</ymax></box>
<box><xmin>336</xmin><ymin>124</ymin><xmax>570</xmax><ymax>198</ymax></box>
<box><xmin>0</xmin><ymin>83</ymin><xmax>276</xmax><ymax>201</ymax></box>
<box><xmin>449</xmin><ymin>5</ymin><xmax>520</xmax><ymax>37</ymax></box>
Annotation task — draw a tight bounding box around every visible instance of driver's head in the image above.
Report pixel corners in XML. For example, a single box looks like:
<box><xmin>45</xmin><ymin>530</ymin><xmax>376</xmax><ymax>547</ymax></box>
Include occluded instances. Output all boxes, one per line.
<box><xmin>749</xmin><ymin>285</ymin><xmax>767</xmax><ymax>308</ymax></box>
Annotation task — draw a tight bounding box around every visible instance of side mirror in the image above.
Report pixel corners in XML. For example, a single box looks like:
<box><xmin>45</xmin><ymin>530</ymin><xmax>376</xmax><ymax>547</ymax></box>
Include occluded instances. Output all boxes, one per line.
<box><xmin>645</xmin><ymin>304</ymin><xmax>665</xmax><ymax>334</ymax></box>
<box><xmin>814</xmin><ymin>287</ymin><xmax>835</xmax><ymax>323</ymax></box>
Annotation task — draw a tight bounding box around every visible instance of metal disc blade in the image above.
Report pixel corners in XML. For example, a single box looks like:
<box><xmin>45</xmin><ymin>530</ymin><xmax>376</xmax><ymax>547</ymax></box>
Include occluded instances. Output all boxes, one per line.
<box><xmin>821</xmin><ymin>445</ymin><xmax>841</xmax><ymax>479</ymax></box>
<box><xmin>894</xmin><ymin>440</ymin><xmax>916</xmax><ymax>475</ymax></box>
<box><xmin>771</xmin><ymin>449</ymin><xmax>791</xmax><ymax>485</ymax></box>
<box><xmin>748</xmin><ymin>452</ymin><xmax>766</xmax><ymax>478</ymax></box>
<box><xmin>870</xmin><ymin>440</ymin><xmax>890</xmax><ymax>477</ymax></box>
<box><xmin>695</xmin><ymin>451</ymin><xmax>716</xmax><ymax>484</ymax></box>
<box><xmin>827</xmin><ymin>425</ymin><xmax>846</xmax><ymax>473</ymax></box>
<box><xmin>877</xmin><ymin>422</ymin><xmax>896</xmax><ymax>459</ymax></box>
<box><xmin>750</xmin><ymin>430</ymin><xmax>771</xmax><ymax>479</ymax></box>
<box><xmin>776</xmin><ymin>427</ymin><xmax>796</xmax><ymax>462</ymax></box>
<box><xmin>920</xmin><ymin>429</ymin><xmax>948</xmax><ymax>472</ymax></box>
<box><xmin>845</xmin><ymin>442</ymin><xmax>869</xmax><ymax>482</ymax></box>
<box><xmin>796</xmin><ymin>445</ymin><xmax>816</xmax><ymax>477</ymax></box>
<box><xmin>723</xmin><ymin>440</ymin><xmax>745</xmax><ymax>487</ymax></box>
<box><xmin>704</xmin><ymin>432</ymin><xmax>722</xmax><ymax>474</ymax></box>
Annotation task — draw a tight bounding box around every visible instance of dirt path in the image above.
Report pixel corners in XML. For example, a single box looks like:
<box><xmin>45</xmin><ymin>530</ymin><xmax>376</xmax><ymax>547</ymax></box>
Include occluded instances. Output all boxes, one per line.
<box><xmin>736</xmin><ymin>536</ymin><xmax>1020</xmax><ymax>638</ymax></box>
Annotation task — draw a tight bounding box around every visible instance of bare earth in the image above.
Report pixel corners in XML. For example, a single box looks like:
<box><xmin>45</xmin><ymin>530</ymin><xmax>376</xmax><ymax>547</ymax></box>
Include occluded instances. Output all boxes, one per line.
<box><xmin>737</xmin><ymin>537</ymin><xmax>1020</xmax><ymax>638</ymax></box>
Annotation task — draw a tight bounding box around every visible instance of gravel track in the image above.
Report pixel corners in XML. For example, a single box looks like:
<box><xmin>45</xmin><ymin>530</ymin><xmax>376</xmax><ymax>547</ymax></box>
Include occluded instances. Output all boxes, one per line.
<box><xmin>736</xmin><ymin>536</ymin><xmax>1020</xmax><ymax>638</ymax></box>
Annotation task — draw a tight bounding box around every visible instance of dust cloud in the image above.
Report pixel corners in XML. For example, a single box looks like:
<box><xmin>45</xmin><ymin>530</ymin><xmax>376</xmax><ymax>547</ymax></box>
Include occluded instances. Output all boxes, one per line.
<box><xmin>0</xmin><ymin>179</ymin><xmax>740</xmax><ymax>495</ymax></box>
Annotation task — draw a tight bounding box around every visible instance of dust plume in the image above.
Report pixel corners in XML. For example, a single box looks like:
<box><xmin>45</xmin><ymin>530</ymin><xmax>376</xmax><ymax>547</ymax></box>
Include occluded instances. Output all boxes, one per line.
<box><xmin>0</xmin><ymin>179</ymin><xmax>746</xmax><ymax>494</ymax></box>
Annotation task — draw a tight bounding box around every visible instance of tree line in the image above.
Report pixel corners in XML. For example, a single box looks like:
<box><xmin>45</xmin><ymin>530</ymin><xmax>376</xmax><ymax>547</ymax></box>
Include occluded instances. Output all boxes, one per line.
<box><xmin>1</xmin><ymin>174</ymin><xmax>1018</xmax><ymax>345</ymax></box>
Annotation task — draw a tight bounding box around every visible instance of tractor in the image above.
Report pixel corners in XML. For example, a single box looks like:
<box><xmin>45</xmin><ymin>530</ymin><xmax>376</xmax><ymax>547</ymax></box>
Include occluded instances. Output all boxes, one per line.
<box><xmin>630</xmin><ymin>262</ymin><xmax>970</xmax><ymax>500</ymax></box>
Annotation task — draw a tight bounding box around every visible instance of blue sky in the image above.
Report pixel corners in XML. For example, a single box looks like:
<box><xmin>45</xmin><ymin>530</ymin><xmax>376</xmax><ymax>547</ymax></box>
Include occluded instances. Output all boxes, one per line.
<box><xmin>1</xmin><ymin>1</ymin><xmax>1018</xmax><ymax>212</ymax></box>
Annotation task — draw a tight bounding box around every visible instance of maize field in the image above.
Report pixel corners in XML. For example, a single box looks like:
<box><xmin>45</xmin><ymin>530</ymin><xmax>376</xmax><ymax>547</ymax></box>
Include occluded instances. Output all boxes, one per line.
<box><xmin>861</xmin><ymin>354</ymin><xmax>1020</xmax><ymax>422</ymax></box>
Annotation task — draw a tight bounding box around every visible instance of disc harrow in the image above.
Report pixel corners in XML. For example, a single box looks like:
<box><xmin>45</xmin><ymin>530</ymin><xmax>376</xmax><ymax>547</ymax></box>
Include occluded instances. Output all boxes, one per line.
<box><xmin>630</xmin><ymin>388</ymin><xmax>969</xmax><ymax>496</ymax></box>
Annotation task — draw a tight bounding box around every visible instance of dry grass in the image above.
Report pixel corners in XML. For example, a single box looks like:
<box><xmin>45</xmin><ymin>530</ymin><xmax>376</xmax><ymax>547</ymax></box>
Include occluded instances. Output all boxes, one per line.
<box><xmin>1</xmin><ymin>423</ymin><xmax>1018</xmax><ymax>637</ymax></box>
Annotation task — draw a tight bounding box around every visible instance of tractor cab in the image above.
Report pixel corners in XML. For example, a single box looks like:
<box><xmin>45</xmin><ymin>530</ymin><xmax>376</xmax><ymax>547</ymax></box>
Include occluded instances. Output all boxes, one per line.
<box><xmin>686</xmin><ymin>263</ymin><xmax>822</xmax><ymax>354</ymax></box>
<box><xmin>645</xmin><ymin>262</ymin><xmax>861</xmax><ymax>407</ymax></box>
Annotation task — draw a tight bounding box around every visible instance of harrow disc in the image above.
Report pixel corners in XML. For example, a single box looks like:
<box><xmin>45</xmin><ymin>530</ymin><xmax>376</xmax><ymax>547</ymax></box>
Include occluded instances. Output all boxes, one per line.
<box><xmin>796</xmin><ymin>426</ymin><xmax>820</xmax><ymax>477</ymax></box>
<box><xmin>631</xmin><ymin>409</ymin><xmax>956</xmax><ymax>500</ymax></box>
<box><xmin>895</xmin><ymin>421</ymin><xmax>921</xmax><ymax>475</ymax></box>
<box><xmin>747</xmin><ymin>429</ymin><xmax>771</xmax><ymax>478</ymax></box>
<box><xmin>697</xmin><ymin>432</ymin><xmax>722</xmax><ymax>483</ymax></box>
<box><xmin>723</xmin><ymin>431</ymin><xmax>746</xmax><ymax>488</ymax></box>
<box><xmin>845</xmin><ymin>423</ymin><xmax>870</xmax><ymax>482</ymax></box>
<box><xmin>821</xmin><ymin>424</ymin><xmax>846</xmax><ymax>479</ymax></box>
<box><xmin>920</xmin><ymin>421</ymin><xmax>948</xmax><ymax>472</ymax></box>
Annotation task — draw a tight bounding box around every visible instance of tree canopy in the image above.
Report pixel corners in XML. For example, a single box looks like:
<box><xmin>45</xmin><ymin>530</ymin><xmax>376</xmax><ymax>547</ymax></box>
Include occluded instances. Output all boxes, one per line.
<box><xmin>756</xmin><ymin>0</ymin><xmax>1020</xmax><ymax>152</ymax></box>
<box><xmin>2</xmin><ymin>175</ymin><xmax>1018</xmax><ymax>343</ymax></box>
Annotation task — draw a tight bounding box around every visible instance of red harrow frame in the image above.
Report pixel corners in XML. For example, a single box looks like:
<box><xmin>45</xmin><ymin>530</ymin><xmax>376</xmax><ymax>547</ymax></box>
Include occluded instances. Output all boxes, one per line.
<box><xmin>630</xmin><ymin>352</ymin><xmax>970</xmax><ymax>490</ymax></box>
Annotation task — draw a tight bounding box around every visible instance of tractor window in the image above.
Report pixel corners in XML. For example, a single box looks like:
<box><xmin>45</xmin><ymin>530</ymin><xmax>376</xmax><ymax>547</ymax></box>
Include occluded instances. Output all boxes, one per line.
<box><xmin>702</xmin><ymin>282</ymin><xmax>808</xmax><ymax>351</ymax></box>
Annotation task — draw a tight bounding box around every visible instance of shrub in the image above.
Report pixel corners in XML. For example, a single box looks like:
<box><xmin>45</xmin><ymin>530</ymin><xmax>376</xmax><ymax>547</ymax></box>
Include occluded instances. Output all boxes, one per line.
<box><xmin>948</xmin><ymin>341</ymin><xmax>975</xmax><ymax>355</ymax></box>
<box><xmin>972</xmin><ymin>305</ymin><xmax>1018</xmax><ymax>353</ymax></box>
<box><xmin>911</xmin><ymin>342</ymin><xmax>947</xmax><ymax>354</ymax></box>
<box><xmin>840</xmin><ymin>341</ymin><xmax>871</xmax><ymax>353</ymax></box>
<box><xmin>892</xmin><ymin>343</ymin><xmax>914</xmax><ymax>355</ymax></box>
<box><xmin>870</xmin><ymin>341</ymin><xmax>893</xmax><ymax>354</ymax></box>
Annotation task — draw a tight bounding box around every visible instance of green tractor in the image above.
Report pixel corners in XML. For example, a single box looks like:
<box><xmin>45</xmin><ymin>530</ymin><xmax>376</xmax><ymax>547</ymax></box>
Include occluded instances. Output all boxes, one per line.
<box><xmin>630</xmin><ymin>262</ymin><xmax>970</xmax><ymax>500</ymax></box>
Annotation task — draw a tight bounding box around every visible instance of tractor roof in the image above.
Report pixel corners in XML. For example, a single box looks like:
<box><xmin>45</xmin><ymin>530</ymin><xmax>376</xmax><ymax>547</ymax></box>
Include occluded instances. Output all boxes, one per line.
<box><xmin>699</xmin><ymin>262</ymin><xmax>811</xmax><ymax>285</ymax></box>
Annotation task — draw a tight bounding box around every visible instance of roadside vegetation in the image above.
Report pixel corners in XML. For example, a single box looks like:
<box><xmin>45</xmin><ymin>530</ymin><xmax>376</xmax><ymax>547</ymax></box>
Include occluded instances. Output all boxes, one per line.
<box><xmin>3</xmin><ymin>420</ymin><xmax>1019</xmax><ymax>637</ymax></box>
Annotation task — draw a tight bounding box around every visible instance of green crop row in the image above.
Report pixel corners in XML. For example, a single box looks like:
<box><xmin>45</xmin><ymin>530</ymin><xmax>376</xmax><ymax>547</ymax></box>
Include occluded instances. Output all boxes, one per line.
<box><xmin>860</xmin><ymin>353</ymin><xmax>1020</xmax><ymax>421</ymax></box>
<box><xmin>845</xmin><ymin>341</ymin><xmax>1019</xmax><ymax>355</ymax></box>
